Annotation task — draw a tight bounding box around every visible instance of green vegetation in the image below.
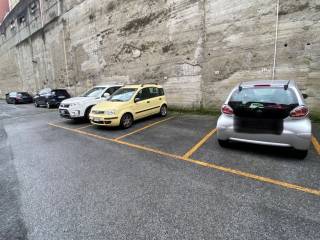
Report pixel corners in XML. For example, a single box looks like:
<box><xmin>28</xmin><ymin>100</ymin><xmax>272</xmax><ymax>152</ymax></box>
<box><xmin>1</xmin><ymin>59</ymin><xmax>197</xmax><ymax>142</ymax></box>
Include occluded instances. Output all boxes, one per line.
<box><xmin>169</xmin><ymin>106</ymin><xmax>221</xmax><ymax>117</ymax></box>
<box><xmin>169</xmin><ymin>106</ymin><xmax>320</xmax><ymax>124</ymax></box>
<box><xmin>310</xmin><ymin>111</ymin><xmax>320</xmax><ymax>124</ymax></box>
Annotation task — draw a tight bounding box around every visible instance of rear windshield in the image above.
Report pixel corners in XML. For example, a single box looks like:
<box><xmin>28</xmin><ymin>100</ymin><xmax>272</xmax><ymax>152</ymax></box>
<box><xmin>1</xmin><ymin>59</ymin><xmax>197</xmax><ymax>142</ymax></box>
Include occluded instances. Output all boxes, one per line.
<box><xmin>229</xmin><ymin>87</ymin><xmax>298</xmax><ymax>105</ymax></box>
<box><xmin>229</xmin><ymin>87</ymin><xmax>299</xmax><ymax>119</ymax></box>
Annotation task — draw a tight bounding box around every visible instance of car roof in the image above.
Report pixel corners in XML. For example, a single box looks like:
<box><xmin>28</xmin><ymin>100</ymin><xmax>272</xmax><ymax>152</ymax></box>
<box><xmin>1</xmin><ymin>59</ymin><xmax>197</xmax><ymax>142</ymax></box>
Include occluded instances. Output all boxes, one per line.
<box><xmin>94</xmin><ymin>84</ymin><xmax>123</xmax><ymax>88</ymax></box>
<box><xmin>241</xmin><ymin>80</ymin><xmax>296</xmax><ymax>88</ymax></box>
<box><xmin>122</xmin><ymin>84</ymin><xmax>163</xmax><ymax>88</ymax></box>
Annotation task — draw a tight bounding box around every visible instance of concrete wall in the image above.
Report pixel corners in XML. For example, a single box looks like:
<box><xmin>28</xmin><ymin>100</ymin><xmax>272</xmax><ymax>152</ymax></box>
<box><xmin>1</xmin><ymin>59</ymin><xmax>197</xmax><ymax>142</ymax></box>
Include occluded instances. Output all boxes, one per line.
<box><xmin>0</xmin><ymin>0</ymin><xmax>319</xmax><ymax>111</ymax></box>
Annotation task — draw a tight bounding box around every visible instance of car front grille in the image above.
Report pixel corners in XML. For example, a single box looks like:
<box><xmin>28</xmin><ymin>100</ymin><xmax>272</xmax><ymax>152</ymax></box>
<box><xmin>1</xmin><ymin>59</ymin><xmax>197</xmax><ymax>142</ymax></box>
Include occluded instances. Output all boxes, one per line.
<box><xmin>92</xmin><ymin>110</ymin><xmax>104</xmax><ymax>115</ymax></box>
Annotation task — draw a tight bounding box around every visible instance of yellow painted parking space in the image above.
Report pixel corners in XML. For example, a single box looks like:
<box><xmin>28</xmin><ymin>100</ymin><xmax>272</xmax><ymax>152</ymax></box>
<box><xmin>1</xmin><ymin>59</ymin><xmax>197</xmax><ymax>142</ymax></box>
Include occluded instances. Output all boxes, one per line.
<box><xmin>76</xmin><ymin>124</ymin><xmax>92</xmax><ymax>130</ymax></box>
<box><xmin>48</xmin><ymin>122</ymin><xmax>320</xmax><ymax>197</ymax></box>
<box><xmin>183</xmin><ymin>128</ymin><xmax>217</xmax><ymax>159</ymax></box>
<box><xmin>115</xmin><ymin>116</ymin><xmax>175</xmax><ymax>140</ymax></box>
<box><xmin>312</xmin><ymin>135</ymin><xmax>320</xmax><ymax>155</ymax></box>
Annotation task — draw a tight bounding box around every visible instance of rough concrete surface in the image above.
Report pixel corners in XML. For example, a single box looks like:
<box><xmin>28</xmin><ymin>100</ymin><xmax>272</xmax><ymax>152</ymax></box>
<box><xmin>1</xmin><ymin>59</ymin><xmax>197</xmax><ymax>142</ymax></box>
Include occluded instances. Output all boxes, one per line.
<box><xmin>0</xmin><ymin>0</ymin><xmax>319</xmax><ymax>111</ymax></box>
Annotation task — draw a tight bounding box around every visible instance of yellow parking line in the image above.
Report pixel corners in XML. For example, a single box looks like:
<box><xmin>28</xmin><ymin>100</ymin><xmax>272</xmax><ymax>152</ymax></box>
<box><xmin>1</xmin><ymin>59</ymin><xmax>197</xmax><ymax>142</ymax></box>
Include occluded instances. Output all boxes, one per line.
<box><xmin>76</xmin><ymin>124</ymin><xmax>92</xmax><ymax>130</ymax></box>
<box><xmin>183</xmin><ymin>128</ymin><xmax>217</xmax><ymax>159</ymax></box>
<box><xmin>48</xmin><ymin>123</ymin><xmax>320</xmax><ymax>197</ymax></box>
<box><xmin>115</xmin><ymin>116</ymin><xmax>175</xmax><ymax>140</ymax></box>
<box><xmin>312</xmin><ymin>135</ymin><xmax>320</xmax><ymax>155</ymax></box>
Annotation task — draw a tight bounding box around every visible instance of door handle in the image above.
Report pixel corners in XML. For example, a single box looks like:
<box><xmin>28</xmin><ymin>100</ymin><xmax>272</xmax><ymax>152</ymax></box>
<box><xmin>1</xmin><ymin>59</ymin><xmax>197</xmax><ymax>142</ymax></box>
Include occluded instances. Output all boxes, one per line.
<box><xmin>147</xmin><ymin>101</ymin><xmax>150</xmax><ymax>103</ymax></box>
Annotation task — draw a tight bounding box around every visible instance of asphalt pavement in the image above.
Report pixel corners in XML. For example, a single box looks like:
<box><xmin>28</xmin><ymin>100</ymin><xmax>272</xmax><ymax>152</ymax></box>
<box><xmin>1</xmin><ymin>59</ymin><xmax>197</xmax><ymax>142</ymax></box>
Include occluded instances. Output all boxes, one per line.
<box><xmin>1</xmin><ymin>101</ymin><xmax>320</xmax><ymax>240</ymax></box>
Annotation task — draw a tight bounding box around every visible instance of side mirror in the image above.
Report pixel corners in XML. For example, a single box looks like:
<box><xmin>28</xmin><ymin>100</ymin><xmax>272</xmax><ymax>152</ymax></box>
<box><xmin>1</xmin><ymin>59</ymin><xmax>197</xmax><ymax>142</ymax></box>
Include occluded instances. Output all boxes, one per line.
<box><xmin>302</xmin><ymin>93</ymin><xmax>308</xmax><ymax>99</ymax></box>
<box><xmin>103</xmin><ymin>93</ymin><xmax>110</xmax><ymax>98</ymax></box>
<box><xmin>134</xmin><ymin>97</ymin><xmax>141</xmax><ymax>103</ymax></box>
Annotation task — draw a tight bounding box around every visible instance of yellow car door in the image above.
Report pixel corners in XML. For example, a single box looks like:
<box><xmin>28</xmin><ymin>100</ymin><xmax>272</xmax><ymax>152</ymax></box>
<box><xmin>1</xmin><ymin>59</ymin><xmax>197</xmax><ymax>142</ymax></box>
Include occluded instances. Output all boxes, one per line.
<box><xmin>133</xmin><ymin>88</ymin><xmax>152</xmax><ymax>119</ymax></box>
<box><xmin>148</xmin><ymin>87</ymin><xmax>162</xmax><ymax>115</ymax></box>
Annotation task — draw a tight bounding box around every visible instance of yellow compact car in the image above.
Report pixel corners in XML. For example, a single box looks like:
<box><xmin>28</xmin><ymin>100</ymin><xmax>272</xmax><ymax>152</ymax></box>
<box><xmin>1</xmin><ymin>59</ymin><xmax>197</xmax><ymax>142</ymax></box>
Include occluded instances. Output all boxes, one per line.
<box><xmin>89</xmin><ymin>84</ymin><xmax>168</xmax><ymax>128</ymax></box>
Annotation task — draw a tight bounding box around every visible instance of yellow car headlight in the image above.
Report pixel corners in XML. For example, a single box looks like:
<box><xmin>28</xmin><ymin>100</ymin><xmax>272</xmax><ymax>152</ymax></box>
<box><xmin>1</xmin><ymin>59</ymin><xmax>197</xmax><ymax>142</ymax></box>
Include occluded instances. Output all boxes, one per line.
<box><xmin>104</xmin><ymin>110</ymin><xmax>116</xmax><ymax>115</ymax></box>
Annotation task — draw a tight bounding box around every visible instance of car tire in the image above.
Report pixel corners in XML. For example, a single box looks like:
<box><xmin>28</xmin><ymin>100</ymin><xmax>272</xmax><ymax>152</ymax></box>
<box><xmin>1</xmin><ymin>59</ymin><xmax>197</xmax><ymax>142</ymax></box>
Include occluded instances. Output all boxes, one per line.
<box><xmin>46</xmin><ymin>102</ymin><xmax>51</xmax><ymax>109</ymax></box>
<box><xmin>84</xmin><ymin>106</ymin><xmax>93</xmax><ymax>121</ymax></box>
<box><xmin>120</xmin><ymin>113</ymin><xmax>133</xmax><ymax>129</ymax></box>
<box><xmin>218</xmin><ymin>139</ymin><xmax>230</xmax><ymax>148</ymax></box>
<box><xmin>159</xmin><ymin>105</ymin><xmax>167</xmax><ymax>117</ymax></box>
<box><xmin>295</xmin><ymin>150</ymin><xmax>308</xmax><ymax>160</ymax></box>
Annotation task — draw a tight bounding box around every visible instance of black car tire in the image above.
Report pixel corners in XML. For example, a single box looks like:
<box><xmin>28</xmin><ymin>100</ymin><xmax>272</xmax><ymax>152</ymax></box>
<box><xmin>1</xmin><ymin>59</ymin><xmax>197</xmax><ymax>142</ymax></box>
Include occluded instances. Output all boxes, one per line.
<box><xmin>120</xmin><ymin>113</ymin><xmax>133</xmax><ymax>129</ymax></box>
<box><xmin>295</xmin><ymin>150</ymin><xmax>308</xmax><ymax>160</ymax></box>
<box><xmin>159</xmin><ymin>105</ymin><xmax>168</xmax><ymax>117</ymax></box>
<box><xmin>218</xmin><ymin>139</ymin><xmax>230</xmax><ymax>148</ymax></box>
<box><xmin>84</xmin><ymin>106</ymin><xmax>93</xmax><ymax>121</ymax></box>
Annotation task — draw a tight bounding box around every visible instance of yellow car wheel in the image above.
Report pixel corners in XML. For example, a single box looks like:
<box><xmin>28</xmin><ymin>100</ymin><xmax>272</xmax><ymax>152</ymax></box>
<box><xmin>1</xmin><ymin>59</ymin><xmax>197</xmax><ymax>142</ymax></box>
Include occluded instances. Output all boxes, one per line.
<box><xmin>160</xmin><ymin>105</ymin><xmax>167</xmax><ymax>117</ymax></box>
<box><xmin>120</xmin><ymin>113</ymin><xmax>133</xmax><ymax>129</ymax></box>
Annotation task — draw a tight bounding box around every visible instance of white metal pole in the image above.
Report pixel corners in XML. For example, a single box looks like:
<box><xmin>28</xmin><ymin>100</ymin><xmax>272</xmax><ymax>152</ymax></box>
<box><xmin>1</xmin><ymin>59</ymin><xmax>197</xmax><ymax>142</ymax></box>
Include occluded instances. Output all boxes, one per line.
<box><xmin>272</xmin><ymin>0</ymin><xmax>280</xmax><ymax>81</ymax></box>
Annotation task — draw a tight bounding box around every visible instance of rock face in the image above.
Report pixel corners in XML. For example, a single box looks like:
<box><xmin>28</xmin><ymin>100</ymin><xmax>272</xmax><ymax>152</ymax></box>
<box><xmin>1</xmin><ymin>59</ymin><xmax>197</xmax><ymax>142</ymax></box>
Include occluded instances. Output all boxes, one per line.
<box><xmin>0</xmin><ymin>0</ymin><xmax>319</xmax><ymax>111</ymax></box>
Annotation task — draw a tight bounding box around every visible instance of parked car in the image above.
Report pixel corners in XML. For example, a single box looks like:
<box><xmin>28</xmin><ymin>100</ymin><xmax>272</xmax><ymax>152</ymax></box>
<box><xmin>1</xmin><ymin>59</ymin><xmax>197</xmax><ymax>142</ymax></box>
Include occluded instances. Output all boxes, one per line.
<box><xmin>34</xmin><ymin>88</ymin><xmax>70</xmax><ymax>108</ymax></box>
<box><xmin>216</xmin><ymin>80</ymin><xmax>312</xmax><ymax>159</ymax></box>
<box><xmin>5</xmin><ymin>92</ymin><xmax>33</xmax><ymax>104</ymax></box>
<box><xmin>89</xmin><ymin>84</ymin><xmax>167</xmax><ymax>128</ymax></box>
<box><xmin>59</xmin><ymin>85</ymin><xmax>122</xmax><ymax>120</ymax></box>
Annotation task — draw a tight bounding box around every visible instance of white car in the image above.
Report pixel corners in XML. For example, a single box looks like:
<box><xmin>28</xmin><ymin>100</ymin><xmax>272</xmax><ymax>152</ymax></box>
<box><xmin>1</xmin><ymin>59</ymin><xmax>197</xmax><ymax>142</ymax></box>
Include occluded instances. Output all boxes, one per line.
<box><xmin>59</xmin><ymin>85</ymin><xmax>122</xmax><ymax>120</ymax></box>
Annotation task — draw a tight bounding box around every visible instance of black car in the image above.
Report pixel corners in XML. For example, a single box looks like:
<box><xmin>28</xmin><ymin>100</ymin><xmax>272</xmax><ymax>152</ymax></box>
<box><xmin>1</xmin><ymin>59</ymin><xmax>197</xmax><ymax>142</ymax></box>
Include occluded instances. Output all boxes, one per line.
<box><xmin>34</xmin><ymin>88</ymin><xmax>71</xmax><ymax>108</ymax></box>
<box><xmin>5</xmin><ymin>92</ymin><xmax>33</xmax><ymax>104</ymax></box>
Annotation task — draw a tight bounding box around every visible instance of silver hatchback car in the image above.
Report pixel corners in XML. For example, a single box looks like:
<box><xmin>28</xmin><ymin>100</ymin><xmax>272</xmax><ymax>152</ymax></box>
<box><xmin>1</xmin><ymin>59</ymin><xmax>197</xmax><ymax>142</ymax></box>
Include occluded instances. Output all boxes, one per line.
<box><xmin>217</xmin><ymin>80</ymin><xmax>312</xmax><ymax>158</ymax></box>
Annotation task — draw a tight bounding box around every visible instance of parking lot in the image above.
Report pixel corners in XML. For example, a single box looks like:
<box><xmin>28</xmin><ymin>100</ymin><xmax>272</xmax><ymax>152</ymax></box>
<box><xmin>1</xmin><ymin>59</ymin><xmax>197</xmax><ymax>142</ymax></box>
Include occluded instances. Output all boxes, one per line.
<box><xmin>1</xmin><ymin>101</ymin><xmax>320</xmax><ymax>239</ymax></box>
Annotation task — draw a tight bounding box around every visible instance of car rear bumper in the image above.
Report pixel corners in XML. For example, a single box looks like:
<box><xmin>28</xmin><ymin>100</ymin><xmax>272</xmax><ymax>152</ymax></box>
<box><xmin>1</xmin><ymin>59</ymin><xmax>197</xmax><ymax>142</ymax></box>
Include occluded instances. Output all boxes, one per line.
<box><xmin>217</xmin><ymin>115</ymin><xmax>312</xmax><ymax>150</ymax></box>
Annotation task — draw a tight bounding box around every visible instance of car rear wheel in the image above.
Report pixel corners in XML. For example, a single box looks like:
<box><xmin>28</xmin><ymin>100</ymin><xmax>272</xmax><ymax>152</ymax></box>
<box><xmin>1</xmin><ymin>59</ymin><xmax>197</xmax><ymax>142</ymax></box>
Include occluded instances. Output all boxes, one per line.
<box><xmin>218</xmin><ymin>139</ymin><xmax>230</xmax><ymax>148</ymax></box>
<box><xmin>120</xmin><ymin>113</ymin><xmax>133</xmax><ymax>129</ymax></box>
<box><xmin>159</xmin><ymin>105</ymin><xmax>167</xmax><ymax>117</ymax></box>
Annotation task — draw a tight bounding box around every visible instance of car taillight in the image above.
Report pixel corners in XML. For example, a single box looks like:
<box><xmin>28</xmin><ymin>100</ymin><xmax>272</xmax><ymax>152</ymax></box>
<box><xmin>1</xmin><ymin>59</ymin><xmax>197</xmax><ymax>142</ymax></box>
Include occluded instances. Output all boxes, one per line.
<box><xmin>290</xmin><ymin>106</ymin><xmax>309</xmax><ymax>118</ymax></box>
<box><xmin>221</xmin><ymin>105</ymin><xmax>233</xmax><ymax>115</ymax></box>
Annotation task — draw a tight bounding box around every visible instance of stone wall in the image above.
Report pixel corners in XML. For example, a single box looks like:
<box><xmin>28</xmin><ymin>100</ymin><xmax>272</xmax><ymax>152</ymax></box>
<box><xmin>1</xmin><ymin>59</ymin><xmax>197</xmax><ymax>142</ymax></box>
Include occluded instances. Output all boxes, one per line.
<box><xmin>0</xmin><ymin>0</ymin><xmax>319</xmax><ymax>111</ymax></box>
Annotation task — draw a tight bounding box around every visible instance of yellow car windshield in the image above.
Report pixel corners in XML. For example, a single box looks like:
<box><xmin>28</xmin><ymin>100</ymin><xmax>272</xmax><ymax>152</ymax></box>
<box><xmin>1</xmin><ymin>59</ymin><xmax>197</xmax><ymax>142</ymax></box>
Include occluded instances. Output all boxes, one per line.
<box><xmin>109</xmin><ymin>88</ymin><xmax>137</xmax><ymax>102</ymax></box>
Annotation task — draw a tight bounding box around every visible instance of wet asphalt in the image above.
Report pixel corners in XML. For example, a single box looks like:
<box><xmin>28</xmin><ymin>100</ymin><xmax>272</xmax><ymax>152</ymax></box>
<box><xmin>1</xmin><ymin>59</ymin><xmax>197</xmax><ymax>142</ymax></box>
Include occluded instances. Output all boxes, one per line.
<box><xmin>0</xmin><ymin>101</ymin><xmax>320</xmax><ymax>240</ymax></box>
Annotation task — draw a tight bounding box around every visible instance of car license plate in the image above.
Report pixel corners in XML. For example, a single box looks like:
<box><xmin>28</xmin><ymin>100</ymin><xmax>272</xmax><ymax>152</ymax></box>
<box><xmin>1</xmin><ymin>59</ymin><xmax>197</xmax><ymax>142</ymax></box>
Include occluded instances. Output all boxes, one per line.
<box><xmin>93</xmin><ymin>117</ymin><xmax>103</xmax><ymax>122</ymax></box>
<box><xmin>60</xmin><ymin>110</ymin><xmax>66</xmax><ymax>114</ymax></box>
<box><xmin>58</xmin><ymin>96</ymin><xmax>65</xmax><ymax>99</ymax></box>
